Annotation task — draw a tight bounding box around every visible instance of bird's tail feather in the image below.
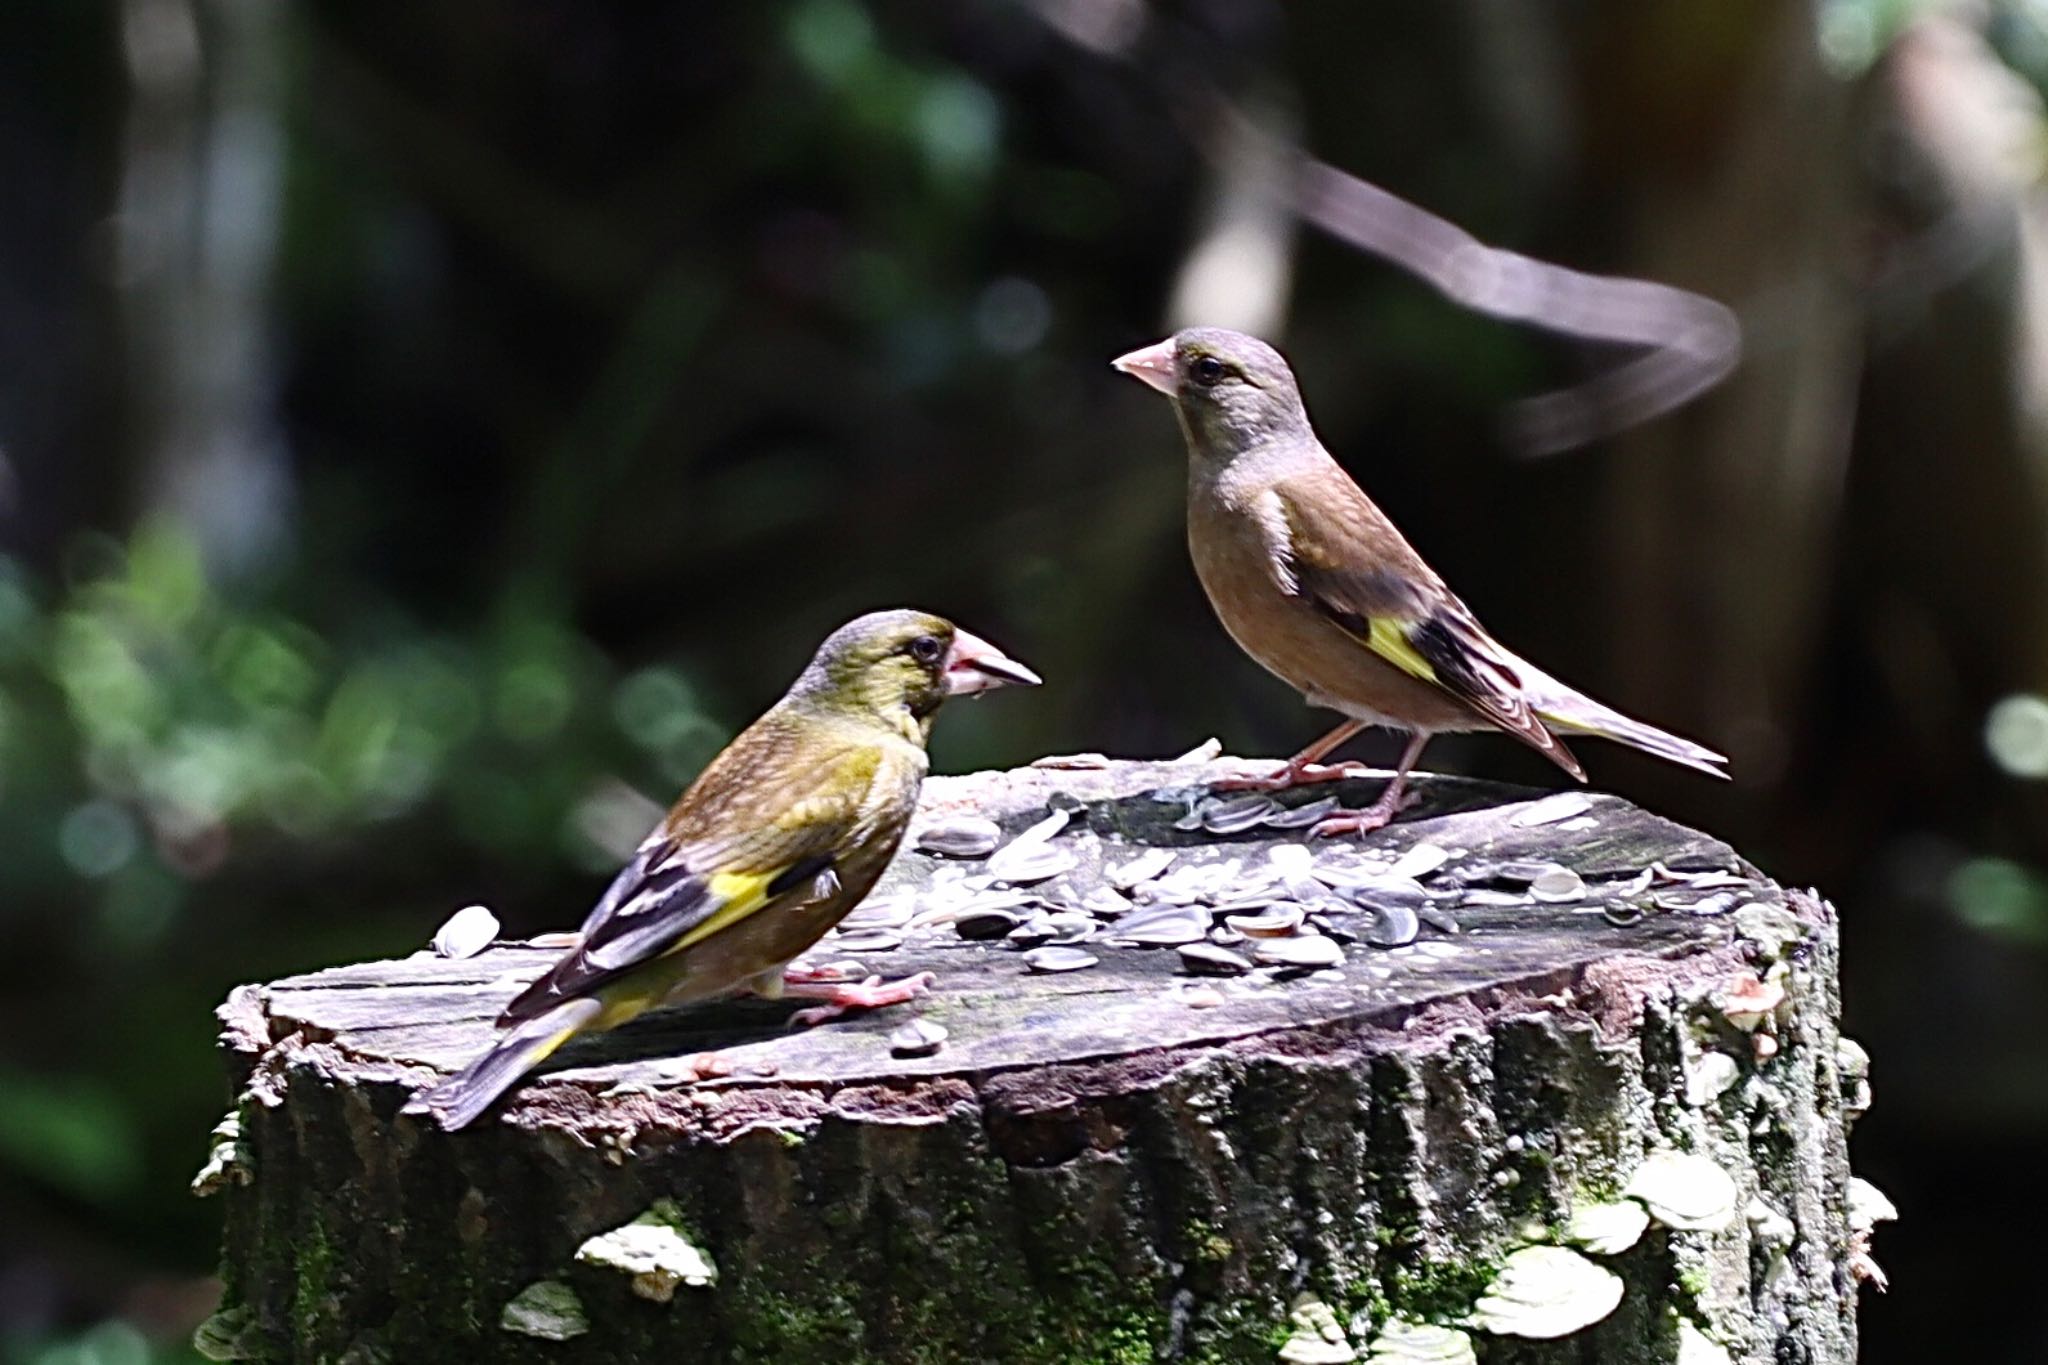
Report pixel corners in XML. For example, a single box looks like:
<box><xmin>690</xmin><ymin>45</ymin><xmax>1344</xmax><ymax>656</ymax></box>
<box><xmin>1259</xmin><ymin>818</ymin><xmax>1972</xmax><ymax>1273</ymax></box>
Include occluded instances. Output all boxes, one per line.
<box><xmin>400</xmin><ymin>997</ymin><xmax>602</xmax><ymax>1131</ymax></box>
<box><xmin>1512</xmin><ymin>659</ymin><xmax>1729</xmax><ymax>780</ymax></box>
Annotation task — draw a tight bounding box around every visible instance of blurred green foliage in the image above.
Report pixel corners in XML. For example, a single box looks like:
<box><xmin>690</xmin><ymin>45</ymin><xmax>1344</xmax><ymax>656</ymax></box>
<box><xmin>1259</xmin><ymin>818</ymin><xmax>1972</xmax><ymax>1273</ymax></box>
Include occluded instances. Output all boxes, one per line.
<box><xmin>1</xmin><ymin>1</ymin><xmax>2047</xmax><ymax>1361</ymax></box>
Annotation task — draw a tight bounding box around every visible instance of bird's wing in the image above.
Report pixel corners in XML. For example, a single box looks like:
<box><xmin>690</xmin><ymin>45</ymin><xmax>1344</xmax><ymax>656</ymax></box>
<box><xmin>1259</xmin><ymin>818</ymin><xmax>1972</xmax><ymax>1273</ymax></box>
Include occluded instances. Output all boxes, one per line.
<box><xmin>1263</xmin><ymin>475</ymin><xmax>1585</xmax><ymax>779</ymax></box>
<box><xmin>499</xmin><ymin>726</ymin><xmax>885</xmax><ymax>1023</ymax></box>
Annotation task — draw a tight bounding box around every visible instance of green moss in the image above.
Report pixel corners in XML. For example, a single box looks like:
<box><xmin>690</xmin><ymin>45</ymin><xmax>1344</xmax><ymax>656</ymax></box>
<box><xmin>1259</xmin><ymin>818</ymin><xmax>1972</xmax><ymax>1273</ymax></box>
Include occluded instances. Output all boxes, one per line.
<box><xmin>291</xmin><ymin>1215</ymin><xmax>336</xmax><ymax>1345</ymax></box>
<box><xmin>1389</xmin><ymin>1254</ymin><xmax>1500</xmax><ymax>1323</ymax></box>
<box><xmin>1677</xmin><ymin>1264</ymin><xmax>1712</xmax><ymax>1301</ymax></box>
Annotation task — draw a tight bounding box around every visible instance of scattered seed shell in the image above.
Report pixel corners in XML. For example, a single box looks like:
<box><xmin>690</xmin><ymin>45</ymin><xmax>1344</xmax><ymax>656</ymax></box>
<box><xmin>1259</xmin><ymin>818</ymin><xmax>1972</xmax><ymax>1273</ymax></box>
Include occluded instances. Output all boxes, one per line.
<box><xmin>1254</xmin><ymin>934</ymin><xmax>1345</xmax><ymax>969</ymax></box>
<box><xmin>1110</xmin><ymin>907</ymin><xmax>1209</xmax><ymax>946</ymax></box>
<box><xmin>914</xmin><ymin>816</ymin><xmax>1003</xmax><ymax>859</ymax></box>
<box><xmin>1467</xmin><ymin>1245</ymin><xmax>1623</xmax><ymax>1339</ymax></box>
<box><xmin>432</xmin><ymin>904</ymin><xmax>499</xmax><ymax>959</ymax></box>
<box><xmin>1264</xmin><ymin>795</ymin><xmax>1342</xmax><ymax>829</ymax></box>
<box><xmin>1386</xmin><ymin>842</ymin><xmax>1449</xmax><ymax>881</ymax></box>
<box><xmin>1021</xmin><ymin>946</ymin><xmax>1098</xmax><ymax>974</ymax></box>
<box><xmin>955</xmin><ymin>908</ymin><xmax>1024</xmax><ymax>941</ymax></box>
<box><xmin>1201</xmin><ymin>793</ymin><xmax>1282</xmax><ymax>834</ymax></box>
<box><xmin>1417</xmin><ymin>905</ymin><xmax>1461</xmax><ymax>935</ymax></box>
<box><xmin>1529</xmin><ymin>866</ymin><xmax>1587</xmax><ymax>902</ymax></box>
<box><xmin>1225</xmin><ymin>904</ymin><xmax>1306</xmax><ymax>938</ymax></box>
<box><xmin>831</xmin><ymin>928</ymin><xmax>903</xmax><ymax>954</ymax></box>
<box><xmin>1510</xmin><ymin>792</ymin><xmax>1594</xmax><ymax>827</ymax></box>
<box><xmin>986</xmin><ymin>841</ymin><xmax>1077</xmax><ymax>885</ymax></box>
<box><xmin>1108</xmin><ymin>847</ymin><xmax>1176</xmax><ymax>889</ymax></box>
<box><xmin>1363</xmin><ymin>904</ymin><xmax>1421</xmax><ymax>948</ymax></box>
<box><xmin>887</xmin><ymin>1018</ymin><xmax>948</xmax><ymax>1057</ymax></box>
<box><xmin>1177</xmin><ymin>942</ymin><xmax>1252</xmax><ymax>975</ymax></box>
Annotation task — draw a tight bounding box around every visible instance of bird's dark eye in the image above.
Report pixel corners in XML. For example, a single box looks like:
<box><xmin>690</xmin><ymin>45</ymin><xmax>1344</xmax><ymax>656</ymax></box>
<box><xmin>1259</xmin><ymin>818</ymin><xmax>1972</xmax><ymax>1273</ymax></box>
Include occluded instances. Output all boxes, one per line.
<box><xmin>908</xmin><ymin>634</ymin><xmax>944</xmax><ymax>664</ymax></box>
<box><xmin>1191</xmin><ymin>356</ymin><xmax>1226</xmax><ymax>387</ymax></box>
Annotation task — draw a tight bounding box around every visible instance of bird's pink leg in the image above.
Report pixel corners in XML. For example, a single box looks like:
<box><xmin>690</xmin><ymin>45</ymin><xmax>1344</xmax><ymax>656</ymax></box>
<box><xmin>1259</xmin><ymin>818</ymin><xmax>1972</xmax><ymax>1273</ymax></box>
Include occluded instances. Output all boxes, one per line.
<box><xmin>782</xmin><ymin>971</ymin><xmax>936</xmax><ymax>1028</ymax></box>
<box><xmin>1311</xmin><ymin>733</ymin><xmax>1430</xmax><ymax>837</ymax></box>
<box><xmin>1212</xmin><ymin>719</ymin><xmax>1370</xmax><ymax>791</ymax></box>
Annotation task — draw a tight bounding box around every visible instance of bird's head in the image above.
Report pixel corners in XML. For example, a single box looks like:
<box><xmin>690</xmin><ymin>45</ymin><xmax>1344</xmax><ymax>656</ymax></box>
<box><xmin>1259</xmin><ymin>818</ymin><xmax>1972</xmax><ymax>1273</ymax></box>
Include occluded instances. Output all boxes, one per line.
<box><xmin>797</xmin><ymin>609</ymin><xmax>1040</xmax><ymax>741</ymax></box>
<box><xmin>1112</xmin><ymin>327</ymin><xmax>1311</xmax><ymax>464</ymax></box>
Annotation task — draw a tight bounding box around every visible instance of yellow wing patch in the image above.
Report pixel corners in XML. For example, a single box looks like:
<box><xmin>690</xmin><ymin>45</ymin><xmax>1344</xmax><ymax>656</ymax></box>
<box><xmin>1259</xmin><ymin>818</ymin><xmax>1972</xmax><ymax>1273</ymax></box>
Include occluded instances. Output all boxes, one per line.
<box><xmin>1365</xmin><ymin>617</ymin><xmax>1438</xmax><ymax>683</ymax></box>
<box><xmin>662</xmin><ymin>869</ymin><xmax>780</xmax><ymax>955</ymax></box>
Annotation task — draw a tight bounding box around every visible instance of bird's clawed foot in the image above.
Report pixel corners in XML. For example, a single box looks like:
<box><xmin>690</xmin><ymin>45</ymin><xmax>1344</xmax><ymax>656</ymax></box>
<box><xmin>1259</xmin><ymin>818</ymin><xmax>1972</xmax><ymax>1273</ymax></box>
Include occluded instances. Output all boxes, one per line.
<box><xmin>1212</xmin><ymin>759</ymin><xmax>1371</xmax><ymax>793</ymax></box>
<box><xmin>1310</xmin><ymin>785</ymin><xmax>1420</xmax><ymax>838</ymax></box>
<box><xmin>784</xmin><ymin>971</ymin><xmax>937</xmax><ymax>1028</ymax></box>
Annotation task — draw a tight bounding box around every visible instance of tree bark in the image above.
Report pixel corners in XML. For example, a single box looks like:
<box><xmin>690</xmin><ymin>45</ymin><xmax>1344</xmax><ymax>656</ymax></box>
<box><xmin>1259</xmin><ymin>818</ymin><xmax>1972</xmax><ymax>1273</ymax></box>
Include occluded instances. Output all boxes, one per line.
<box><xmin>196</xmin><ymin>759</ymin><xmax>1876</xmax><ymax>1364</ymax></box>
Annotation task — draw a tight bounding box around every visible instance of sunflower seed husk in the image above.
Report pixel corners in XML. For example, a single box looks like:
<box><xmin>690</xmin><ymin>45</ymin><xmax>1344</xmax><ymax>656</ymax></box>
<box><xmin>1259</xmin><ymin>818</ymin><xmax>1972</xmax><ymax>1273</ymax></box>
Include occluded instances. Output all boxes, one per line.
<box><xmin>431</xmin><ymin>904</ymin><xmax>499</xmax><ymax>959</ymax></box>
<box><xmin>1339</xmin><ymin>874</ymin><xmax>1428</xmax><ymax>910</ymax></box>
<box><xmin>1006</xmin><ymin>915</ymin><xmax>1055</xmax><ymax>947</ymax></box>
<box><xmin>1171</xmin><ymin>736</ymin><xmax>1224</xmax><ymax>763</ymax></box>
<box><xmin>1267</xmin><ymin>843</ymin><xmax>1316</xmax><ymax>877</ymax></box>
<box><xmin>914</xmin><ymin>816</ymin><xmax>1003</xmax><ymax>859</ymax></box>
<box><xmin>1226</xmin><ymin>904</ymin><xmax>1307</xmax><ymax>938</ymax></box>
<box><xmin>955</xmin><ymin>908</ymin><xmax>1025</xmax><ymax>941</ymax></box>
<box><xmin>987</xmin><ymin>841</ymin><xmax>1077</xmax><ymax>885</ymax></box>
<box><xmin>1209</xmin><ymin>924</ymin><xmax>1248</xmax><ymax>946</ymax></box>
<box><xmin>888</xmin><ymin>1018</ymin><xmax>948</xmax><ymax>1057</ymax></box>
<box><xmin>1386</xmin><ymin>842</ymin><xmax>1449</xmax><ymax>881</ymax></box>
<box><xmin>1364</xmin><ymin>905</ymin><xmax>1421</xmax><ymax>948</ymax></box>
<box><xmin>1172</xmin><ymin>807</ymin><xmax>1208</xmax><ymax>831</ymax></box>
<box><xmin>1110</xmin><ymin>906</ymin><xmax>1210</xmax><ymax>946</ymax></box>
<box><xmin>831</xmin><ymin>928</ymin><xmax>904</xmax><ymax>953</ymax></box>
<box><xmin>1264</xmin><ymin>795</ymin><xmax>1342</xmax><ymax>829</ymax></box>
<box><xmin>1417</xmin><ymin>905</ymin><xmax>1461</xmax><ymax>935</ymax></box>
<box><xmin>1177</xmin><ymin>942</ymin><xmax>1253</xmax><ymax>975</ymax></box>
<box><xmin>1109</xmin><ymin>847</ymin><xmax>1177</xmax><ymax>889</ymax></box>
<box><xmin>1022</xmin><ymin>945</ymin><xmax>1098</xmax><ymax>973</ymax></box>
<box><xmin>1201</xmin><ymin>794</ymin><xmax>1282</xmax><ymax>835</ymax></box>
<box><xmin>1602</xmin><ymin>904</ymin><xmax>1647</xmax><ymax>928</ymax></box>
<box><xmin>1492</xmin><ymin>861</ymin><xmax>1558</xmax><ymax>887</ymax></box>
<box><xmin>1253</xmin><ymin>934</ymin><xmax>1346</xmax><ymax>969</ymax></box>
<box><xmin>1082</xmin><ymin>886</ymin><xmax>1133</xmax><ymax>918</ymax></box>
<box><xmin>1459</xmin><ymin>889</ymin><xmax>1529</xmax><ymax>907</ymax></box>
<box><xmin>1529</xmin><ymin>866</ymin><xmax>1587</xmax><ymax>902</ymax></box>
<box><xmin>839</xmin><ymin>895</ymin><xmax>914</xmax><ymax>930</ymax></box>
<box><xmin>1042</xmin><ymin>911</ymin><xmax>1097</xmax><ymax>944</ymax></box>
<box><xmin>1511</xmin><ymin>793</ymin><xmax>1594</xmax><ymax>827</ymax></box>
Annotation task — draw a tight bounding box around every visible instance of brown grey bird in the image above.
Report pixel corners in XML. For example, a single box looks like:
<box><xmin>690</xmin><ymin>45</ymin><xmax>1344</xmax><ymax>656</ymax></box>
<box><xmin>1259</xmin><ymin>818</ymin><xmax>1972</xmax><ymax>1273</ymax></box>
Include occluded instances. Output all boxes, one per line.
<box><xmin>1114</xmin><ymin>327</ymin><xmax>1725</xmax><ymax>836</ymax></box>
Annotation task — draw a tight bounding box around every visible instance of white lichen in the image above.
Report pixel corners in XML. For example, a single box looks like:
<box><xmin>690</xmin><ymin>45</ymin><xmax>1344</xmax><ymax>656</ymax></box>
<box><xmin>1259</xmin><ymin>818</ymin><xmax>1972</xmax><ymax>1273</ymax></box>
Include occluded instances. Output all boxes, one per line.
<box><xmin>191</xmin><ymin>1112</ymin><xmax>250</xmax><ymax>1198</ymax></box>
<box><xmin>1467</xmin><ymin>1246</ymin><xmax>1624</xmax><ymax>1339</ymax></box>
<box><xmin>1563</xmin><ymin>1200</ymin><xmax>1651</xmax><ymax>1256</ymax></box>
<box><xmin>1364</xmin><ymin>1317</ymin><xmax>1477</xmax><ymax>1364</ymax></box>
<box><xmin>1676</xmin><ymin>1317</ymin><xmax>1733</xmax><ymax>1365</ymax></box>
<box><xmin>1623</xmin><ymin>1151</ymin><xmax>1740</xmax><ymax>1232</ymax></box>
<box><xmin>1278</xmin><ymin>1291</ymin><xmax>1357</xmax><ymax>1363</ymax></box>
<box><xmin>1848</xmin><ymin>1176</ymin><xmax>1899</xmax><ymax>1232</ymax></box>
<box><xmin>574</xmin><ymin>1198</ymin><xmax>718</xmax><ymax>1302</ymax></box>
<box><xmin>499</xmin><ymin>1279</ymin><xmax>588</xmax><ymax>1340</ymax></box>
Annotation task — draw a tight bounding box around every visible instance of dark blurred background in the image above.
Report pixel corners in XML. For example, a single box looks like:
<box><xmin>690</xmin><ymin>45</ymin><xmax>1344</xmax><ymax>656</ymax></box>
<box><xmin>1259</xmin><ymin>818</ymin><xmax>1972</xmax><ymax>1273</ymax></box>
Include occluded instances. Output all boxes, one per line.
<box><xmin>3</xmin><ymin>0</ymin><xmax>2044</xmax><ymax>1360</ymax></box>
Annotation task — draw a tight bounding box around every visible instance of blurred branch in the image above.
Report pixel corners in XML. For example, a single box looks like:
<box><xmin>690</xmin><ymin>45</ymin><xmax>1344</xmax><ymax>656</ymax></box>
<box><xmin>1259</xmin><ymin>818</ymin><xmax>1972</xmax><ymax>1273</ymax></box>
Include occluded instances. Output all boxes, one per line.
<box><xmin>1026</xmin><ymin>0</ymin><xmax>1742</xmax><ymax>454</ymax></box>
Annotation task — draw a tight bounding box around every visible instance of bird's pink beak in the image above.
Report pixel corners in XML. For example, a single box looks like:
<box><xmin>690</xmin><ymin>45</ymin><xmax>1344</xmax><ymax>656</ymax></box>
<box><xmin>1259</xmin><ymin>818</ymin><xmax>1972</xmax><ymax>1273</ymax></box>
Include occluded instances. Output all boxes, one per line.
<box><xmin>1111</xmin><ymin>338</ymin><xmax>1179</xmax><ymax>397</ymax></box>
<box><xmin>943</xmin><ymin>629</ymin><xmax>1041</xmax><ymax>696</ymax></box>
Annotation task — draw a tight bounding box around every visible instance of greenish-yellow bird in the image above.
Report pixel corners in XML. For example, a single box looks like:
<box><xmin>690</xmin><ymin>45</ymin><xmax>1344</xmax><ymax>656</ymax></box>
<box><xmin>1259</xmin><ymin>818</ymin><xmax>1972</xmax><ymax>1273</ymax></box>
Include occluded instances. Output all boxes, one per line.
<box><xmin>404</xmin><ymin>609</ymin><xmax>1039</xmax><ymax>1130</ymax></box>
<box><xmin>1114</xmin><ymin>327</ymin><xmax>1724</xmax><ymax>836</ymax></box>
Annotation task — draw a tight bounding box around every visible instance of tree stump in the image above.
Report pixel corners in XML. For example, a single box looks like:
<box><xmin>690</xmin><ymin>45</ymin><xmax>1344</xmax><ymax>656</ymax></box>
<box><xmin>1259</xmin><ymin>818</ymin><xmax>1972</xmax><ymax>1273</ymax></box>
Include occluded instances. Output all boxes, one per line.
<box><xmin>195</xmin><ymin>759</ymin><xmax>1882</xmax><ymax>1364</ymax></box>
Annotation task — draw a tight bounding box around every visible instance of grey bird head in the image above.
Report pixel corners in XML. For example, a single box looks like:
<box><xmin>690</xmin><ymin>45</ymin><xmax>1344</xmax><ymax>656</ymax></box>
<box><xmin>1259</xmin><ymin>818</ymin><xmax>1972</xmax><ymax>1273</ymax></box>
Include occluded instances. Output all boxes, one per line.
<box><xmin>1112</xmin><ymin>327</ymin><xmax>1313</xmax><ymax>464</ymax></box>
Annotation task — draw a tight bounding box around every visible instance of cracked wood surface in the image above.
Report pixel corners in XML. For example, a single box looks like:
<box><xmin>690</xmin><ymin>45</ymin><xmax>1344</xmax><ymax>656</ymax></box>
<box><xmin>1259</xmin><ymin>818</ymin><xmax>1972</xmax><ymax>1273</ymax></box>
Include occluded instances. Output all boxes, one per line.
<box><xmin>230</xmin><ymin>760</ymin><xmax>1761</xmax><ymax>1105</ymax></box>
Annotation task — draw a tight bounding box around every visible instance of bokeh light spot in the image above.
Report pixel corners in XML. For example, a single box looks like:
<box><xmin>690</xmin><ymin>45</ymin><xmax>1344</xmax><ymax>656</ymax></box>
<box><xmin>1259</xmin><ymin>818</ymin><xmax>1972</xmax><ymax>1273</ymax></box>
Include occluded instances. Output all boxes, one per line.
<box><xmin>1985</xmin><ymin>693</ymin><xmax>2048</xmax><ymax>777</ymax></box>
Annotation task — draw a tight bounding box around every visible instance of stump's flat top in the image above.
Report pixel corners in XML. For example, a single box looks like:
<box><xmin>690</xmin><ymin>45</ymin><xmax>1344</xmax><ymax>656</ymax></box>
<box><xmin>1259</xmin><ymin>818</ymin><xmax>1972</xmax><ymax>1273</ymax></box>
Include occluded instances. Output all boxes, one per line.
<box><xmin>236</xmin><ymin>760</ymin><xmax>1774</xmax><ymax>1101</ymax></box>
